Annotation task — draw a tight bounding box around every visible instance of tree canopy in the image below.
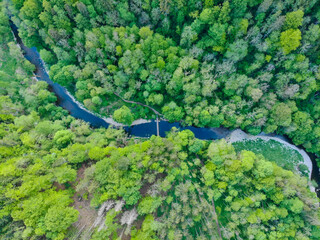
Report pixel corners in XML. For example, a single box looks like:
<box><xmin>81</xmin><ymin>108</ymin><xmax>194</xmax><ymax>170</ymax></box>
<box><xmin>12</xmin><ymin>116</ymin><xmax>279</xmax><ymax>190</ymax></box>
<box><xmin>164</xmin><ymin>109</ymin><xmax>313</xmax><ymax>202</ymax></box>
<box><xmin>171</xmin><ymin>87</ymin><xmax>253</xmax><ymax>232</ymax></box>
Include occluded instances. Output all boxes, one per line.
<box><xmin>9</xmin><ymin>0</ymin><xmax>320</xmax><ymax>160</ymax></box>
<box><xmin>2</xmin><ymin>0</ymin><xmax>320</xmax><ymax>239</ymax></box>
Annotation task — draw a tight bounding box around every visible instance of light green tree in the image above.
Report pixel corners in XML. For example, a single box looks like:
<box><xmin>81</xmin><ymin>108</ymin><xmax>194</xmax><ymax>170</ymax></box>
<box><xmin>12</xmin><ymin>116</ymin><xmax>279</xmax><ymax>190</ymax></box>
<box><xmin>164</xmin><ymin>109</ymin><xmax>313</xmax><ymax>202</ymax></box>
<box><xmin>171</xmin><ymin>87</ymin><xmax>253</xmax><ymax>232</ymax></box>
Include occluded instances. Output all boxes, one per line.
<box><xmin>113</xmin><ymin>106</ymin><xmax>134</xmax><ymax>125</ymax></box>
<box><xmin>285</xmin><ymin>10</ymin><xmax>304</xmax><ymax>29</ymax></box>
<box><xmin>280</xmin><ymin>29</ymin><xmax>301</xmax><ymax>55</ymax></box>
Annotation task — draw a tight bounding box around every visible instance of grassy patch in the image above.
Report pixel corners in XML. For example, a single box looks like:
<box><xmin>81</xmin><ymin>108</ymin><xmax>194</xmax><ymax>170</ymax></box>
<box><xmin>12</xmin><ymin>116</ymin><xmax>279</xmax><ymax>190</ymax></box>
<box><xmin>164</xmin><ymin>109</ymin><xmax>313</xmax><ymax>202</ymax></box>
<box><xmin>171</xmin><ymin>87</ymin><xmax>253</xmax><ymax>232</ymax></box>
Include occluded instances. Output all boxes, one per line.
<box><xmin>232</xmin><ymin>138</ymin><xmax>306</xmax><ymax>175</ymax></box>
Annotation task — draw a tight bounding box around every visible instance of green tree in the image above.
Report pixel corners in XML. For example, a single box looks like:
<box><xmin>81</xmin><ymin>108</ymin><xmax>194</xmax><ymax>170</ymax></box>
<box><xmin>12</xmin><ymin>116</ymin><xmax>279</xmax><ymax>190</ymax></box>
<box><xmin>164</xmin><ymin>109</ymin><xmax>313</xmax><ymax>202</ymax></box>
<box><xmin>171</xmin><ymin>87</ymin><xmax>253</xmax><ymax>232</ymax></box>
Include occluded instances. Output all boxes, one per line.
<box><xmin>20</xmin><ymin>0</ymin><xmax>43</xmax><ymax>19</ymax></box>
<box><xmin>225</xmin><ymin>39</ymin><xmax>248</xmax><ymax>62</ymax></box>
<box><xmin>285</xmin><ymin>10</ymin><xmax>304</xmax><ymax>29</ymax></box>
<box><xmin>88</xmin><ymin>146</ymin><xmax>107</xmax><ymax>161</ymax></box>
<box><xmin>270</xmin><ymin>103</ymin><xmax>292</xmax><ymax>127</ymax></box>
<box><xmin>180</xmin><ymin>26</ymin><xmax>198</xmax><ymax>48</ymax></box>
<box><xmin>53</xmin><ymin>130</ymin><xmax>75</xmax><ymax>148</ymax></box>
<box><xmin>137</xmin><ymin>196</ymin><xmax>162</xmax><ymax>215</ymax></box>
<box><xmin>162</xmin><ymin>102</ymin><xmax>185</xmax><ymax>122</ymax></box>
<box><xmin>113</xmin><ymin>106</ymin><xmax>134</xmax><ymax>125</ymax></box>
<box><xmin>53</xmin><ymin>165</ymin><xmax>77</xmax><ymax>184</ymax></box>
<box><xmin>44</xmin><ymin>206</ymin><xmax>79</xmax><ymax>239</ymax></box>
<box><xmin>280</xmin><ymin>29</ymin><xmax>301</xmax><ymax>55</ymax></box>
<box><xmin>40</xmin><ymin>49</ymin><xmax>57</xmax><ymax>65</ymax></box>
<box><xmin>139</xmin><ymin>27</ymin><xmax>153</xmax><ymax>39</ymax></box>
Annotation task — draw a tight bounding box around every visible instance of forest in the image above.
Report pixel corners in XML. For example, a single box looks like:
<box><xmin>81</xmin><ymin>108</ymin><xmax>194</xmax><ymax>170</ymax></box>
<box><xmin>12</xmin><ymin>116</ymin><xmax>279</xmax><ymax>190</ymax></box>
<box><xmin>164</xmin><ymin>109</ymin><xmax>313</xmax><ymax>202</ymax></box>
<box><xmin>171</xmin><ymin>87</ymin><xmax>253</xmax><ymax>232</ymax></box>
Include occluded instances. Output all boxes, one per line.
<box><xmin>1</xmin><ymin>0</ymin><xmax>320</xmax><ymax>239</ymax></box>
<box><xmin>8</xmin><ymin>0</ymin><xmax>320</xmax><ymax>158</ymax></box>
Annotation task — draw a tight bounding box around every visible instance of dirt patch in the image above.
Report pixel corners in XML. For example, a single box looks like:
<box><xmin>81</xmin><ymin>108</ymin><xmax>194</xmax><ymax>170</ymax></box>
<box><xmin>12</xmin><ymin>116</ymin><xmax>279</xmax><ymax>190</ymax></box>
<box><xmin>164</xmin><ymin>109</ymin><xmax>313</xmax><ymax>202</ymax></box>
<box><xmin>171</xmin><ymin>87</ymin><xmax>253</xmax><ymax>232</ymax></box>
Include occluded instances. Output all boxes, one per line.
<box><xmin>117</xmin><ymin>215</ymin><xmax>145</xmax><ymax>240</ymax></box>
<box><xmin>71</xmin><ymin>164</ymin><xmax>98</xmax><ymax>239</ymax></box>
<box><xmin>53</xmin><ymin>181</ymin><xmax>66</xmax><ymax>191</ymax></box>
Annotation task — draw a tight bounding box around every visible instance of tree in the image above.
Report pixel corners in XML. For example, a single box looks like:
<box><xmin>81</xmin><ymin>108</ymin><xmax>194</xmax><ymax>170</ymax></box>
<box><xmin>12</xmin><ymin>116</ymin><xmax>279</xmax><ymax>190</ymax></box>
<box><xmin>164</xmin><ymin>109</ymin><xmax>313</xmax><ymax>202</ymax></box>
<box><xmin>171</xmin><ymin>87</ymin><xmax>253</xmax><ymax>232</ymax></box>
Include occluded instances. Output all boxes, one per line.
<box><xmin>53</xmin><ymin>130</ymin><xmax>75</xmax><ymax>148</ymax></box>
<box><xmin>50</xmin><ymin>65</ymin><xmax>78</xmax><ymax>89</ymax></box>
<box><xmin>113</xmin><ymin>106</ymin><xmax>134</xmax><ymax>125</ymax></box>
<box><xmin>284</xmin><ymin>10</ymin><xmax>304</xmax><ymax>29</ymax></box>
<box><xmin>89</xmin><ymin>146</ymin><xmax>107</xmax><ymax>161</ymax></box>
<box><xmin>44</xmin><ymin>206</ymin><xmax>78</xmax><ymax>238</ymax></box>
<box><xmin>20</xmin><ymin>0</ymin><xmax>43</xmax><ymax>19</ymax></box>
<box><xmin>254</xmin><ymin>159</ymin><xmax>273</xmax><ymax>178</ymax></box>
<box><xmin>0</xmin><ymin>12</ymin><xmax>12</xmax><ymax>44</ymax></box>
<box><xmin>162</xmin><ymin>102</ymin><xmax>185</xmax><ymax>122</ymax></box>
<box><xmin>53</xmin><ymin>165</ymin><xmax>77</xmax><ymax>184</ymax></box>
<box><xmin>230</xmin><ymin>0</ymin><xmax>248</xmax><ymax>18</ymax></box>
<box><xmin>199</xmin><ymin>110</ymin><xmax>211</xmax><ymax>126</ymax></box>
<box><xmin>137</xmin><ymin>196</ymin><xmax>162</xmax><ymax>215</ymax></box>
<box><xmin>35</xmin><ymin>120</ymin><xmax>63</xmax><ymax>137</ymax></box>
<box><xmin>64</xmin><ymin>143</ymin><xmax>89</xmax><ymax>164</ymax></box>
<box><xmin>139</xmin><ymin>27</ymin><xmax>153</xmax><ymax>39</ymax></box>
<box><xmin>8</xmin><ymin>42</ymin><xmax>23</xmax><ymax>60</ymax></box>
<box><xmin>92</xmin><ymin>96</ymin><xmax>102</xmax><ymax>106</ymax></box>
<box><xmin>280</xmin><ymin>29</ymin><xmax>301</xmax><ymax>55</ymax></box>
<box><xmin>207</xmin><ymin>23</ymin><xmax>227</xmax><ymax>52</ymax></box>
<box><xmin>40</xmin><ymin>49</ymin><xmax>57</xmax><ymax>65</ymax></box>
<box><xmin>180</xmin><ymin>26</ymin><xmax>198</xmax><ymax>48</ymax></box>
<box><xmin>189</xmin><ymin>139</ymin><xmax>204</xmax><ymax>153</ymax></box>
<box><xmin>225</xmin><ymin>39</ymin><xmax>248</xmax><ymax>62</ymax></box>
<box><xmin>270</xmin><ymin>103</ymin><xmax>292</xmax><ymax>127</ymax></box>
<box><xmin>12</xmin><ymin>0</ymin><xmax>24</xmax><ymax>9</ymax></box>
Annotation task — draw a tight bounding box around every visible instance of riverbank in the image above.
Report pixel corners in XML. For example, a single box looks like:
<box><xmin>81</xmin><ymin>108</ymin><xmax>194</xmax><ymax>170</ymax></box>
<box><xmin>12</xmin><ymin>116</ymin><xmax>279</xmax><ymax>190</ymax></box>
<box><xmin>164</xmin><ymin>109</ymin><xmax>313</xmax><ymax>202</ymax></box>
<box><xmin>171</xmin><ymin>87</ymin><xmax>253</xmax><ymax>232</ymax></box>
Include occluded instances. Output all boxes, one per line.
<box><xmin>226</xmin><ymin>129</ymin><xmax>315</xmax><ymax>192</ymax></box>
<box><xmin>64</xmin><ymin>88</ymin><xmax>152</xmax><ymax>127</ymax></box>
<box><xmin>227</xmin><ymin>129</ymin><xmax>313</xmax><ymax>176</ymax></box>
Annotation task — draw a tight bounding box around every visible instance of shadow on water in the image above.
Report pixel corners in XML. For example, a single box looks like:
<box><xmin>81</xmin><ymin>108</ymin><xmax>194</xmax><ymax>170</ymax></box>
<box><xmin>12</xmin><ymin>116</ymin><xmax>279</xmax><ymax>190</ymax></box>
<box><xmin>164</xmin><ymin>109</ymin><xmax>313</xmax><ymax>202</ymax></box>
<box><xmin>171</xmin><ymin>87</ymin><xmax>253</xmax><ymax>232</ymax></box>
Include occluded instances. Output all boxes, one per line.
<box><xmin>9</xmin><ymin>20</ymin><xmax>320</xmax><ymax>197</ymax></box>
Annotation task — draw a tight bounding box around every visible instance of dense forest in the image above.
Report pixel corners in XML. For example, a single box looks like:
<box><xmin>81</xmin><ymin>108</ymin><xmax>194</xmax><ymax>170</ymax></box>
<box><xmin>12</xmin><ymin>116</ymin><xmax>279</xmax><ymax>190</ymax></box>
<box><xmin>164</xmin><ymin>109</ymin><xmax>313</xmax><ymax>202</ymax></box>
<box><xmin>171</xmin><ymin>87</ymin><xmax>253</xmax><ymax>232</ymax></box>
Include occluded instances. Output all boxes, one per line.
<box><xmin>8</xmin><ymin>0</ymin><xmax>320</xmax><ymax>158</ymax></box>
<box><xmin>0</xmin><ymin>5</ymin><xmax>129</xmax><ymax>239</ymax></box>
<box><xmin>1</xmin><ymin>0</ymin><xmax>320</xmax><ymax>239</ymax></box>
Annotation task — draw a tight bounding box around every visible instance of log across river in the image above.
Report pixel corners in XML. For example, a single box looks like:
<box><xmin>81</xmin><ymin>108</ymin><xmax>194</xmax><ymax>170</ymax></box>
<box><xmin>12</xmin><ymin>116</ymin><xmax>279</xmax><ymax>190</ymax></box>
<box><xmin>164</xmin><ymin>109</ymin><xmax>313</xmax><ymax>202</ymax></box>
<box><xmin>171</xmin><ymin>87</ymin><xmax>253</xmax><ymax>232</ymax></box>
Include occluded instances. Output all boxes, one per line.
<box><xmin>9</xmin><ymin>20</ymin><xmax>320</xmax><ymax>196</ymax></box>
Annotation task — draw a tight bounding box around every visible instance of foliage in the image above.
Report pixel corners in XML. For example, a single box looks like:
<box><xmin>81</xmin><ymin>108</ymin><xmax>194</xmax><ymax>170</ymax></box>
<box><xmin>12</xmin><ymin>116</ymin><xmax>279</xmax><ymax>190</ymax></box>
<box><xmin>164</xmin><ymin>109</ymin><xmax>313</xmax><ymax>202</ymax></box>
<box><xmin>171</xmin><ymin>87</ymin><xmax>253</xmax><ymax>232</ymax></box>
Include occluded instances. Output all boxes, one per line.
<box><xmin>232</xmin><ymin>138</ymin><xmax>305</xmax><ymax>174</ymax></box>
<box><xmin>79</xmin><ymin>129</ymin><xmax>320</xmax><ymax>240</ymax></box>
<box><xmin>2</xmin><ymin>0</ymin><xmax>320</xmax><ymax>239</ymax></box>
<box><xmin>8</xmin><ymin>0</ymin><xmax>320</xmax><ymax>162</ymax></box>
<box><xmin>113</xmin><ymin>105</ymin><xmax>134</xmax><ymax>125</ymax></box>
<box><xmin>280</xmin><ymin>29</ymin><xmax>302</xmax><ymax>54</ymax></box>
<box><xmin>0</xmin><ymin>6</ymin><xmax>128</xmax><ymax>239</ymax></box>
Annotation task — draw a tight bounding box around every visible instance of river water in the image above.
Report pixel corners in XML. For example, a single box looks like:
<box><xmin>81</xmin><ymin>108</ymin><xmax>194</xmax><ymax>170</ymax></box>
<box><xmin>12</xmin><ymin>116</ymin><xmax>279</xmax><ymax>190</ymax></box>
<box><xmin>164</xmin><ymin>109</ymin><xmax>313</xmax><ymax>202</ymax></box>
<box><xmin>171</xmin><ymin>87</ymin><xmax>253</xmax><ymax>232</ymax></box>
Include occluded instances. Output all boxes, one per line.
<box><xmin>9</xmin><ymin>21</ymin><xmax>230</xmax><ymax>140</ymax></box>
<box><xmin>9</xmin><ymin>20</ymin><xmax>320</xmax><ymax>195</ymax></box>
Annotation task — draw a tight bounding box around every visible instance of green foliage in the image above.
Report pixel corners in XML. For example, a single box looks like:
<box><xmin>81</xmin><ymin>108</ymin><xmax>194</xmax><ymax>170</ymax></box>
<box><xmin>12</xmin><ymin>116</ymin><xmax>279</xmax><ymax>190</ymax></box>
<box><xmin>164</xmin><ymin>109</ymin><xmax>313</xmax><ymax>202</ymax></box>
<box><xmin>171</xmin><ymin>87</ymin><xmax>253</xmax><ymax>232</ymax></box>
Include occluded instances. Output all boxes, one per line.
<box><xmin>0</xmin><ymin>12</ymin><xmax>128</xmax><ymax>239</ymax></box>
<box><xmin>233</xmin><ymin>138</ymin><xmax>305</xmax><ymax>173</ymax></box>
<box><xmin>44</xmin><ymin>206</ymin><xmax>79</xmax><ymax>239</ymax></box>
<box><xmin>285</xmin><ymin>10</ymin><xmax>304</xmax><ymax>29</ymax></box>
<box><xmin>3</xmin><ymin>1</ymin><xmax>320</xmax><ymax>239</ymax></box>
<box><xmin>270</xmin><ymin>102</ymin><xmax>292</xmax><ymax>127</ymax></box>
<box><xmin>113</xmin><ymin>106</ymin><xmax>134</xmax><ymax>125</ymax></box>
<box><xmin>88</xmin><ymin>146</ymin><xmax>107</xmax><ymax>161</ymax></box>
<box><xmin>53</xmin><ymin>165</ymin><xmax>77</xmax><ymax>184</ymax></box>
<box><xmin>10</xmin><ymin>0</ymin><xmax>320</xmax><ymax>164</ymax></box>
<box><xmin>138</xmin><ymin>196</ymin><xmax>162</xmax><ymax>215</ymax></box>
<box><xmin>280</xmin><ymin>29</ymin><xmax>302</xmax><ymax>55</ymax></box>
<box><xmin>162</xmin><ymin>102</ymin><xmax>185</xmax><ymax>122</ymax></box>
<box><xmin>78</xmin><ymin>130</ymin><xmax>320</xmax><ymax>239</ymax></box>
<box><xmin>53</xmin><ymin>130</ymin><xmax>75</xmax><ymax>148</ymax></box>
<box><xmin>39</xmin><ymin>49</ymin><xmax>57</xmax><ymax>65</ymax></box>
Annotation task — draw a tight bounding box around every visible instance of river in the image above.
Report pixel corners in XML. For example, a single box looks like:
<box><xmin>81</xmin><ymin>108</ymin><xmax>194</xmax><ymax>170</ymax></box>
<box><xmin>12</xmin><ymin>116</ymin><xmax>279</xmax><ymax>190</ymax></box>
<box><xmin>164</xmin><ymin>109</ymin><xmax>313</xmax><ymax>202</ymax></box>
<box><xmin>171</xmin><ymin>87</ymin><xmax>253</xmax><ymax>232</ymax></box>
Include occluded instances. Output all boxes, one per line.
<box><xmin>9</xmin><ymin>20</ymin><xmax>320</xmax><ymax>196</ymax></box>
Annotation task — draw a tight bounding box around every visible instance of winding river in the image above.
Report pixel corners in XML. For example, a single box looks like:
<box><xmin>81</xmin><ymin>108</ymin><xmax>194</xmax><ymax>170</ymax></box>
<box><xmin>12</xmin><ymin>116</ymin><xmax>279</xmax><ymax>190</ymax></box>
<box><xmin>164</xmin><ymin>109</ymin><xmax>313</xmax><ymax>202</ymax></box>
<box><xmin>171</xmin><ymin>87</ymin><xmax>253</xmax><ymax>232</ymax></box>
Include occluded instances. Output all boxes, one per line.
<box><xmin>9</xmin><ymin>20</ymin><xmax>320</xmax><ymax>195</ymax></box>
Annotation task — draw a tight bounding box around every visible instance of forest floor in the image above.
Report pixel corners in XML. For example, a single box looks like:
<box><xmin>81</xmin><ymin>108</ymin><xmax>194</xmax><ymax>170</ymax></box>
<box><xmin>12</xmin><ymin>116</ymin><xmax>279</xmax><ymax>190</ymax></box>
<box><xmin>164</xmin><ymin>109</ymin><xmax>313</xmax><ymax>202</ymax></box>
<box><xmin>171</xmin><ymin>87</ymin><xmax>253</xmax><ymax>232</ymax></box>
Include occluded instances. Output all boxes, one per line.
<box><xmin>70</xmin><ymin>164</ymin><xmax>98</xmax><ymax>240</ymax></box>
